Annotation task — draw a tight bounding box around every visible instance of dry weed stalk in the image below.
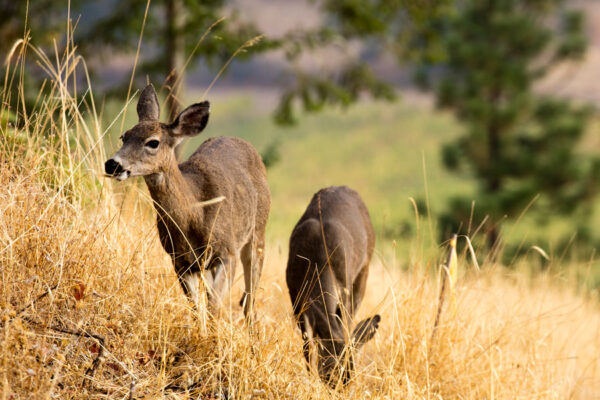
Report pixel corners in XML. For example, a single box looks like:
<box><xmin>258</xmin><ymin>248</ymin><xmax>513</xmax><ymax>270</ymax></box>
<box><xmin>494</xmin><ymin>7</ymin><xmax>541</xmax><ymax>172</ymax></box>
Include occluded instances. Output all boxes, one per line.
<box><xmin>430</xmin><ymin>233</ymin><xmax>458</xmax><ymax>350</ymax></box>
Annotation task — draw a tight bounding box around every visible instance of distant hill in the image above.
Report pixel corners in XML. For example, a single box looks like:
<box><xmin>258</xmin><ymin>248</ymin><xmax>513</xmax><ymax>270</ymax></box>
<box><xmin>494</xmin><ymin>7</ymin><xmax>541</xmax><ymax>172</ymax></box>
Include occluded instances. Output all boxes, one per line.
<box><xmin>536</xmin><ymin>0</ymin><xmax>600</xmax><ymax>106</ymax></box>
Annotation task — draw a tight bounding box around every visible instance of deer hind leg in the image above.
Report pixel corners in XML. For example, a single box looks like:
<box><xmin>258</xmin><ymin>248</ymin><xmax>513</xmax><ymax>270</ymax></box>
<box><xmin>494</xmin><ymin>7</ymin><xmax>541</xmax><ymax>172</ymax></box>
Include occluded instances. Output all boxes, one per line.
<box><xmin>240</xmin><ymin>237</ymin><xmax>264</xmax><ymax>320</ymax></box>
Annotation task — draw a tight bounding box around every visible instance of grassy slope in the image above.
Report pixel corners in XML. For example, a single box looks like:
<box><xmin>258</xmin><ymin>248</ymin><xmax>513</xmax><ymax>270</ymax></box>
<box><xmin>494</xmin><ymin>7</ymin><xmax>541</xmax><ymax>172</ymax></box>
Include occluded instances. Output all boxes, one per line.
<box><xmin>3</xmin><ymin>45</ymin><xmax>599</xmax><ymax>397</ymax></box>
<box><xmin>2</xmin><ymin>167</ymin><xmax>599</xmax><ymax>398</ymax></box>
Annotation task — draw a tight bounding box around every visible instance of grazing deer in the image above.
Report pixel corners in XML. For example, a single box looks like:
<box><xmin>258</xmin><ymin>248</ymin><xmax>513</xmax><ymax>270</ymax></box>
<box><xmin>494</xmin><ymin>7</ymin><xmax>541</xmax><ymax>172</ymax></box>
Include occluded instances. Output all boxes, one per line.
<box><xmin>105</xmin><ymin>84</ymin><xmax>271</xmax><ymax>320</ymax></box>
<box><xmin>286</xmin><ymin>186</ymin><xmax>380</xmax><ymax>386</ymax></box>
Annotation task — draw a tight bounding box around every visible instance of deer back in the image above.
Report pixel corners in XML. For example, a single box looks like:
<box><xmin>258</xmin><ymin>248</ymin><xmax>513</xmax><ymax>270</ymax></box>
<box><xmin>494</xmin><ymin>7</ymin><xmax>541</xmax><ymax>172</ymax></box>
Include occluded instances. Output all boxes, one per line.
<box><xmin>286</xmin><ymin>186</ymin><xmax>374</xmax><ymax>302</ymax></box>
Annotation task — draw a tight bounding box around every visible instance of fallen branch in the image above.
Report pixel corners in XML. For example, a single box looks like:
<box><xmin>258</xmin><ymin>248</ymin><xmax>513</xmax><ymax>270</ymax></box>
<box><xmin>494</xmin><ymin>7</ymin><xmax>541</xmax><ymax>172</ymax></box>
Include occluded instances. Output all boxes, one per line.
<box><xmin>15</xmin><ymin>283</ymin><xmax>59</xmax><ymax>317</ymax></box>
<box><xmin>1</xmin><ymin>284</ymin><xmax>105</xmax><ymax>388</ymax></box>
<box><xmin>18</xmin><ymin>314</ymin><xmax>105</xmax><ymax>388</ymax></box>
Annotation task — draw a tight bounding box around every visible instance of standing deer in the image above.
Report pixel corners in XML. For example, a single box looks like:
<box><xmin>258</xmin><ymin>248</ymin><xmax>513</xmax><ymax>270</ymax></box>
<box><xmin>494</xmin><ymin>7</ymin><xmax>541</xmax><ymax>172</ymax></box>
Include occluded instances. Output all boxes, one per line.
<box><xmin>286</xmin><ymin>186</ymin><xmax>380</xmax><ymax>386</ymax></box>
<box><xmin>105</xmin><ymin>84</ymin><xmax>271</xmax><ymax>320</ymax></box>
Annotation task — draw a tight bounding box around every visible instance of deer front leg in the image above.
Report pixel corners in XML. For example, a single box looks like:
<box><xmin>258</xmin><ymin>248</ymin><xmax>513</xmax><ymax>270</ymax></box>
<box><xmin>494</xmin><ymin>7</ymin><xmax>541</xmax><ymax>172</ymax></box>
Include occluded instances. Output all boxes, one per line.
<box><xmin>178</xmin><ymin>269</ymin><xmax>201</xmax><ymax>309</ymax></box>
<box><xmin>205</xmin><ymin>254</ymin><xmax>235</xmax><ymax>316</ymax></box>
<box><xmin>299</xmin><ymin>312</ymin><xmax>314</xmax><ymax>371</ymax></box>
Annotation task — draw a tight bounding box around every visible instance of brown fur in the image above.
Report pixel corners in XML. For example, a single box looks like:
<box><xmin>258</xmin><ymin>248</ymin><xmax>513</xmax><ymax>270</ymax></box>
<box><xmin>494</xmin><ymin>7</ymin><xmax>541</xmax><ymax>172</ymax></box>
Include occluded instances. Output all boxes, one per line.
<box><xmin>105</xmin><ymin>85</ymin><xmax>271</xmax><ymax>319</ymax></box>
<box><xmin>286</xmin><ymin>186</ymin><xmax>380</xmax><ymax>386</ymax></box>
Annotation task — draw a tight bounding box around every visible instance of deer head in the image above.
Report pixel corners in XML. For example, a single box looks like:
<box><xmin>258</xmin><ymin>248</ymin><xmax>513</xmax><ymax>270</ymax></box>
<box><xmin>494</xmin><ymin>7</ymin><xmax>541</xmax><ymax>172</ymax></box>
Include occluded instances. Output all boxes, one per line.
<box><xmin>316</xmin><ymin>311</ymin><xmax>381</xmax><ymax>385</ymax></box>
<box><xmin>105</xmin><ymin>84</ymin><xmax>210</xmax><ymax>181</ymax></box>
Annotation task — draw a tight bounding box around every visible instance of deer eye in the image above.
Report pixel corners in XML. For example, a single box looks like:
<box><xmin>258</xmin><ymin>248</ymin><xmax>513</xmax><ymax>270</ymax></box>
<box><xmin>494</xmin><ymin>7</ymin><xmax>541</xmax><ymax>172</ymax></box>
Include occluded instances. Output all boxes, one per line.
<box><xmin>145</xmin><ymin>140</ymin><xmax>160</xmax><ymax>149</ymax></box>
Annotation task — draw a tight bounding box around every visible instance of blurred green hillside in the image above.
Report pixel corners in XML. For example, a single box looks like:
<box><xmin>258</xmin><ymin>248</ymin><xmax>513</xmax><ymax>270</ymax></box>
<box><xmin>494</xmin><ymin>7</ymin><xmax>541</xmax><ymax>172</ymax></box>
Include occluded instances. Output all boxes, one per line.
<box><xmin>104</xmin><ymin>93</ymin><xmax>470</xmax><ymax>247</ymax></box>
<box><xmin>102</xmin><ymin>91</ymin><xmax>600</xmax><ymax>268</ymax></box>
<box><xmin>203</xmin><ymin>96</ymin><xmax>471</xmax><ymax>243</ymax></box>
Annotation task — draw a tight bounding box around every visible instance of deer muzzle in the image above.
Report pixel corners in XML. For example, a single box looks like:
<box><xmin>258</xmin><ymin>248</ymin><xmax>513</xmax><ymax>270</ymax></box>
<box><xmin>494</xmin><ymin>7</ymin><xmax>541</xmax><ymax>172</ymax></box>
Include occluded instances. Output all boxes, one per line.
<box><xmin>104</xmin><ymin>159</ymin><xmax>130</xmax><ymax>181</ymax></box>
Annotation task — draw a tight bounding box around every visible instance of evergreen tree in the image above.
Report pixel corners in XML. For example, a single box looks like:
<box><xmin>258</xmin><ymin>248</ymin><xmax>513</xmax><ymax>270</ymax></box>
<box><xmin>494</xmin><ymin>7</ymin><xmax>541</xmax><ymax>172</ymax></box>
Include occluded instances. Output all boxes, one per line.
<box><xmin>287</xmin><ymin>0</ymin><xmax>599</xmax><ymax>252</ymax></box>
<box><xmin>414</xmin><ymin>0</ymin><xmax>599</xmax><ymax>250</ymax></box>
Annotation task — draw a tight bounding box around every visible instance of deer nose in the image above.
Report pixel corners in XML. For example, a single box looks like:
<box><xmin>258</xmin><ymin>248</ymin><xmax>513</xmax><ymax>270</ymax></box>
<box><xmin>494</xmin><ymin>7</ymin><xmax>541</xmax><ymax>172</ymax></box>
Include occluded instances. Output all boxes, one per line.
<box><xmin>105</xmin><ymin>159</ymin><xmax>123</xmax><ymax>176</ymax></box>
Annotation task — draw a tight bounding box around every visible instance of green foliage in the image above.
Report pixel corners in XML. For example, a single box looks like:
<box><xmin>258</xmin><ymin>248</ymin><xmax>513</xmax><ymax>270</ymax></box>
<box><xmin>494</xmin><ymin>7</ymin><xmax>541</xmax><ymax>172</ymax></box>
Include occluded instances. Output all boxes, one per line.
<box><xmin>260</xmin><ymin>139</ymin><xmax>281</xmax><ymax>170</ymax></box>
<box><xmin>557</xmin><ymin>11</ymin><xmax>587</xmax><ymax>60</ymax></box>
<box><xmin>195</xmin><ymin>93</ymin><xmax>600</xmax><ymax>265</ymax></box>
<box><xmin>273</xmin><ymin>0</ymin><xmax>448</xmax><ymax>125</ymax></box>
<box><xmin>0</xmin><ymin>1</ymin><xmax>70</xmax><ymax>113</ymax></box>
<box><xmin>0</xmin><ymin>1</ymin><xmax>66</xmax><ymax>54</ymax></box>
<box><xmin>274</xmin><ymin>65</ymin><xmax>396</xmax><ymax>126</ymax></box>
<box><xmin>73</xmin><ymin>0</ymin><xmax>273</xmax><ymax>95</ymax></box>
<box><xmin>414</xmin><ymin>0</ymin><xmax>600</xmax><ymax>248</ymax></box>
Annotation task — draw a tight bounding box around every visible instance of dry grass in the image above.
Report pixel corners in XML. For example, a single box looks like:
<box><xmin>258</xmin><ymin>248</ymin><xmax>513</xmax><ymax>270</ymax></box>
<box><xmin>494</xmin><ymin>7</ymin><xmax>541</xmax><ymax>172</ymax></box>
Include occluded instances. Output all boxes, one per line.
<box><xmin>2</xmin><ymin>167</ymin><xmax>600</xmax><ymax>399</ymax></box>
<box><xmin>1</xmin><ymin>34</ymin><xmax>600</xmax><ymax>400</ymax></box>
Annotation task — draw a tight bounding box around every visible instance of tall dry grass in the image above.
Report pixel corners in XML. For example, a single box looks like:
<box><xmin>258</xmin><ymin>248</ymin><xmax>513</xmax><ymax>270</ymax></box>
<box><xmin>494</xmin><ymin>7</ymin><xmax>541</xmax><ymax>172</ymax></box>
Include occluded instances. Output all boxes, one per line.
<box><xmin>1</xmin><ymin>31</ymin><xmax>600</xmax><ymax>400</ymax></box>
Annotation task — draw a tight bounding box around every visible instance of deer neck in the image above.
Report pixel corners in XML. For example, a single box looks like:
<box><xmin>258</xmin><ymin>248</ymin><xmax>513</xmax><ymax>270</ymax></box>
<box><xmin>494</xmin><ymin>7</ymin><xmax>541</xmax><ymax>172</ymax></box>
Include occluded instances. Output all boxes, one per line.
<box><xmin>144</xmin><ymin>155</ymin><xmax>201</xmax><ymax>229</ymax></box>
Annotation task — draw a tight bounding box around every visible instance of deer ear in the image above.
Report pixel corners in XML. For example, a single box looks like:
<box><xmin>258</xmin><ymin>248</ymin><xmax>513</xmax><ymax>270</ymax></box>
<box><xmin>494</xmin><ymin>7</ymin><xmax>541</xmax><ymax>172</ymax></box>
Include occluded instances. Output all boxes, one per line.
<box><xmin>137</xmin><ymin>84</ymin><xmax>160</xmax><ymax>121</ymax></box>
<box><xmin>169</xmin><ymin>101</ymin><xmax>210</xmax><ymax>137</ymax></box>
<box><xmin>351</xmin><ymin>314</ymin><xmax>380</xmax><ymax>348</ymax></box>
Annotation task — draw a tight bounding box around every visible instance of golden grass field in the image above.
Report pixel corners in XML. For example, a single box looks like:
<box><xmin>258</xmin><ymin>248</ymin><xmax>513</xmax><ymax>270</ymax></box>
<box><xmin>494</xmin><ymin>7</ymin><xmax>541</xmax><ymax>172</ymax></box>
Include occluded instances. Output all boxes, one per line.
<box><xmin>1</xmin><ymin>37</ymin><xmax>600</xmax><ymax>399</ymax></box>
